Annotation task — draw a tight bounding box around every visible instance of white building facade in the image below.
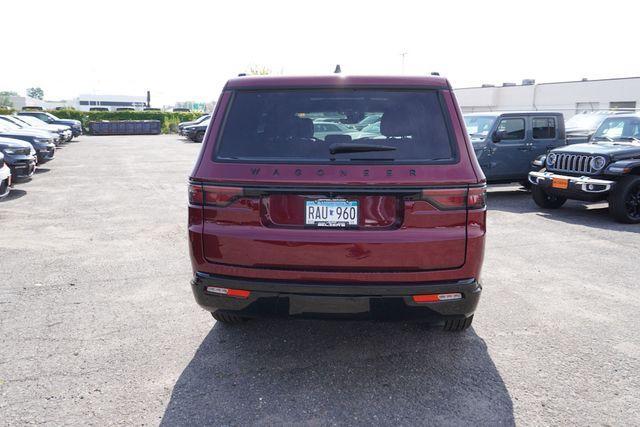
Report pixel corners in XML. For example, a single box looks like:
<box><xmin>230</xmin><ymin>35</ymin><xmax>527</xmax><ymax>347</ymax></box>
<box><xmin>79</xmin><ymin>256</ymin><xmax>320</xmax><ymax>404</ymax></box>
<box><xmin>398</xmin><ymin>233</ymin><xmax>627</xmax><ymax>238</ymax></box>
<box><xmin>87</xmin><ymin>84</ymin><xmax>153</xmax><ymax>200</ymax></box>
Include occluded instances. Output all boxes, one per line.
<box><xmin>73</xmin><ymin>94</ymin><xmax>148</xmax><ymax>111</ymax></box>
<box><xmin>454</xmin><ymin>77</ymin><xmax>640</xmax><ymax>119</ymax></box>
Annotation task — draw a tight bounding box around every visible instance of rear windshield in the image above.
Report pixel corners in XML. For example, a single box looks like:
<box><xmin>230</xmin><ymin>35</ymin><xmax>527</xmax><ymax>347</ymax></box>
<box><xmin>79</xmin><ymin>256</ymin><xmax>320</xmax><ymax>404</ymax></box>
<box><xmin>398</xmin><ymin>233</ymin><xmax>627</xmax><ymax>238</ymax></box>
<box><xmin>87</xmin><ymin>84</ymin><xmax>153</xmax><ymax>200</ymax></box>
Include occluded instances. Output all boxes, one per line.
<box><xmin>215</xmin><ymin>89</ymin><xmax>457</xmax><ymax>164</ymax></box>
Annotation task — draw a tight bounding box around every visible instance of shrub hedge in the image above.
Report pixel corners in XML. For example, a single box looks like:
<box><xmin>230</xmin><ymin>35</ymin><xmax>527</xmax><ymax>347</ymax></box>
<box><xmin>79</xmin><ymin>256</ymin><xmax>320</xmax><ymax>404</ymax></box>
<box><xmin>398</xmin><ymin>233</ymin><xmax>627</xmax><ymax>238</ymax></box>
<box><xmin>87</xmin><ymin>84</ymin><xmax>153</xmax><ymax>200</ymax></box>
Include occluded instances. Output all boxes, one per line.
<box><xmin>0</xmin><ymin>108</ymin><xmax>203</xmax><ymax>134</ymax></box>
<box><xmin>51</xmin><ymin>110</ymin><xmax>203</xmax><ymax>134</ymax></box>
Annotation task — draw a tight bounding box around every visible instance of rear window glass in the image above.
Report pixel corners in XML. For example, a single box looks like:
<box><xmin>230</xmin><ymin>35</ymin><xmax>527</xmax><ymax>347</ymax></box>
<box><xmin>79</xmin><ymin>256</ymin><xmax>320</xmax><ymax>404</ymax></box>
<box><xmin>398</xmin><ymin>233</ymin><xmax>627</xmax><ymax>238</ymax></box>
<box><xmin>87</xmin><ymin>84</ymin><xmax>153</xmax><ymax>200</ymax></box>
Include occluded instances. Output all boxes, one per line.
<box><xmin>215</xmin><ymin>89</ymin><xmax>457</xmax><ymax>164</ymax></box>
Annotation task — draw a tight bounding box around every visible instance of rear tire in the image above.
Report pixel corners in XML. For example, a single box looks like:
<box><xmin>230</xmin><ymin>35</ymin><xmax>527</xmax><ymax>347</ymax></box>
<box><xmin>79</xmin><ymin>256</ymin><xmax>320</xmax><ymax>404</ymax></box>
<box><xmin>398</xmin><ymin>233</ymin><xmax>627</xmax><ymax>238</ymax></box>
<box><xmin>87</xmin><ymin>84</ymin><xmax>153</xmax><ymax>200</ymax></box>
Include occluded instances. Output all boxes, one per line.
<box><xmin>532</xmin><ymin>185</ymin><xmax>567</xmax><ymax>209</ymax></box>
<box><xmin>443</xmin><ymin>315</ymin><xmax>473</xmax><ymax>332</ymax></box>
<box><xmin>212</xmin><ymin>311</ymin><xmax>247</xmax><ymax>324</ymax></box>
<box><xmin>195</xmin><ymin>130</ymin><xmax>205</xmax><ymax>143</ymax></box>
<box><xmin>609</xmin><ymin>175</ymin><xmax>640</xmax><ymax>224</ymax></box>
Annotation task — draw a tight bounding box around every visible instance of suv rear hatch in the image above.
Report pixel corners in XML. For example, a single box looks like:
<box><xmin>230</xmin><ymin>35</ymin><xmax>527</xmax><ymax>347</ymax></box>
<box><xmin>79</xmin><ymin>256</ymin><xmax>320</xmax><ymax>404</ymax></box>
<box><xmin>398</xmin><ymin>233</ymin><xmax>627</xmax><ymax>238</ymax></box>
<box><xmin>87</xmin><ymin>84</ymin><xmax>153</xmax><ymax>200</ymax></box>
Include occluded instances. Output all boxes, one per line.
<box><xmin>191</xmin><ymin>86</ymin><xmax>482</xmax><ymax>273</ymax></box>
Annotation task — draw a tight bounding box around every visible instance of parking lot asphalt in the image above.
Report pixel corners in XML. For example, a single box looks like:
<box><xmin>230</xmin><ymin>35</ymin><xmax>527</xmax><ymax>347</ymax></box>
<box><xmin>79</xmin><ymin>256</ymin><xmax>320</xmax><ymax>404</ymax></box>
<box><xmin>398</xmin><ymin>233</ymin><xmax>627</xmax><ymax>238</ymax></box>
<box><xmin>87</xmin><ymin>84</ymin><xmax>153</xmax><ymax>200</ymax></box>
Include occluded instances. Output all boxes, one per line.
<box><xmin>1</xmin><ymin>135</ymin><xmax>639</xmax><ymax>426</ymax></box>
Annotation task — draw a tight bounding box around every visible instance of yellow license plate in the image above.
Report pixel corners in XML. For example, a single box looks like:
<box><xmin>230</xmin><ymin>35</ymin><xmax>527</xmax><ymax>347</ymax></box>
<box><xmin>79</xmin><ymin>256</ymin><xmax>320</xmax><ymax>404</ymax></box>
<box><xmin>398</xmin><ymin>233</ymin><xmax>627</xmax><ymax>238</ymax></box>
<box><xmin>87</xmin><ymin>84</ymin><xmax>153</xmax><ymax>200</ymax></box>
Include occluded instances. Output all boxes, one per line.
<box><xmin>552</xmin><ymin>177</ymin><xmax>568</xmax><ymax>189</ymax></box>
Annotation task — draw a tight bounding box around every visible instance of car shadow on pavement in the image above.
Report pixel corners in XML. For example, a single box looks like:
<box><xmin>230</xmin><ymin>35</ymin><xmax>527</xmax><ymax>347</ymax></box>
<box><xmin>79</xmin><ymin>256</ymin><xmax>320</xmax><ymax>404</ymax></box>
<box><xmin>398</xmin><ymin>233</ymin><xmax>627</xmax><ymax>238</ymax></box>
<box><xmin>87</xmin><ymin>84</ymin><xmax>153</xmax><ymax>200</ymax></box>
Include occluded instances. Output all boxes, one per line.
<box><xmin>161</xmin><ymin>320</ymin><xmax>514</xmax><ymax>426</ymax></box>
<box><xmin>34</xmin><ymin>167</ymin><xmax>50</xmax><ymax>174</ymax></box>
<box><xmin>1</xmin><ymin>188</ymin><xmax>27</xmax><ymax>202</ymax></box>
<box><xmin>487</xmin><ymin>188</ymin><xmax>639</xmax><ymax>233</ymax></box>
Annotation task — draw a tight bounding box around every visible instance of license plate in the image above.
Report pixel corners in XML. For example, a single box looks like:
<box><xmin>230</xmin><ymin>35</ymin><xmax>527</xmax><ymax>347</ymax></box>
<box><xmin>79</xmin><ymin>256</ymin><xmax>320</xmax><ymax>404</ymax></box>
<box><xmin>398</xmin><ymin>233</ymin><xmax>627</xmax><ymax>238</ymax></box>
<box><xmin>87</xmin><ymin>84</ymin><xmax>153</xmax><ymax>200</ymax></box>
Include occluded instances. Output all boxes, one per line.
<box><xmin>305</xmin><ymin>199</ymin><xmax>358</xmax><ymax>227</ymax></box>
<box><xmin>552</xmin><ymin>177</ymin><xmax>569</xmax><ymax>189</ymax></box>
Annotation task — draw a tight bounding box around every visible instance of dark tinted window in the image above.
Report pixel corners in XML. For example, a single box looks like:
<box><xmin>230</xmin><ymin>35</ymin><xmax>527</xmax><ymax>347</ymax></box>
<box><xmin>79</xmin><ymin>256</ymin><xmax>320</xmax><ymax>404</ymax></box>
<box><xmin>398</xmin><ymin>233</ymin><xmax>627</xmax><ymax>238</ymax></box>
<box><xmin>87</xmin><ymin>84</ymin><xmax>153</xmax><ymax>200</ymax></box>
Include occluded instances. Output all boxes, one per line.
<box><xmin>496</xmin><ymin>118</ymin><xmax>525</xmax><ymax>140</ymax></box>
<box><xmin>215</xmin><ymin>89</ymin><xmax>456</xmax><ymax>164</ymax></box>
<box><xmin>532</xmin><ymin>117</ymin><xmax>556</xmax><ymax>139</ymax></box>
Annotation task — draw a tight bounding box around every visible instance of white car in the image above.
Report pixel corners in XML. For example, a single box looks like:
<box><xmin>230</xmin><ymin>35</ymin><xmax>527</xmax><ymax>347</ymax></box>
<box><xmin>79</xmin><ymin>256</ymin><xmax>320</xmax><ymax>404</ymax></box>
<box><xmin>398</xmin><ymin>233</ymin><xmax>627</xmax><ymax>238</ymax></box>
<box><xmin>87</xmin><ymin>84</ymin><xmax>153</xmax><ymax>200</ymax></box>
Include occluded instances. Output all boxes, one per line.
<box><xmin>13</xmin><ymin>115</ymin><xmax>73</xmax><ymax>143</ymax></box>
<box><xmin>312</xmin><ymin>121</ymin><xmax>358</xmax><ymax>140</ymax></box>
<box><xmin>0</xmin><ymin>152</ymin><xmax>11</xmax><ymax>199</ymax></box>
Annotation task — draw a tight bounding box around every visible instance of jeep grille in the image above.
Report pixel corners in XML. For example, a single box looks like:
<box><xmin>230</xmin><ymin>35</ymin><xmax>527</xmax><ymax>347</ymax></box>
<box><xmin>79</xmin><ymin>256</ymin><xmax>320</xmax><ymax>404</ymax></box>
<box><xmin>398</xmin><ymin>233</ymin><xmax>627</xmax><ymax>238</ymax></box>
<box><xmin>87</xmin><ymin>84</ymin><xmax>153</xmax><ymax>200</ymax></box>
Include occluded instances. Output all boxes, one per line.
<box><xmin>550</xmin><ymin>154</ymin><xmax>596</xmax><ymax>174</ymax></box>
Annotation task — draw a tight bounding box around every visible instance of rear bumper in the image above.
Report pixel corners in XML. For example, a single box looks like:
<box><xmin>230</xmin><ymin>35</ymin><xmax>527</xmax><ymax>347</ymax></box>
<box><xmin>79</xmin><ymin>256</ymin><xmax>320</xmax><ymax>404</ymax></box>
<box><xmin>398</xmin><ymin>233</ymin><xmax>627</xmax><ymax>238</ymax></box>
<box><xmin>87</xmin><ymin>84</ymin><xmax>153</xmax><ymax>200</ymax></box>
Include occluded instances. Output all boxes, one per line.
<box><xmin>191</xmin><ymin>272</ymin><xmax>481</xmax><ymax>322</ymax></box>
<box><xmin>528</xmin><ymin>170</ymin><xmax>615</xmax><ymax>201</ymax></box>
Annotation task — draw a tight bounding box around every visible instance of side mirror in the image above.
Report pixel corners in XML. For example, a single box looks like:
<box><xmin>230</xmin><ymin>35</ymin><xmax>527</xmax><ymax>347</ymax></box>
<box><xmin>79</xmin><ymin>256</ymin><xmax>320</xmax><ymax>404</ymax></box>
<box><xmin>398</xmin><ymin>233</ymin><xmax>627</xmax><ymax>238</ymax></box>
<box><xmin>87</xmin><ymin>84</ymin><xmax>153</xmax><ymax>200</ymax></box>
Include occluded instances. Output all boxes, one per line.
<box><xmin>492</xmin><ymin>131</ymin><xmax>503</xmax><ymax>143</ymax></box>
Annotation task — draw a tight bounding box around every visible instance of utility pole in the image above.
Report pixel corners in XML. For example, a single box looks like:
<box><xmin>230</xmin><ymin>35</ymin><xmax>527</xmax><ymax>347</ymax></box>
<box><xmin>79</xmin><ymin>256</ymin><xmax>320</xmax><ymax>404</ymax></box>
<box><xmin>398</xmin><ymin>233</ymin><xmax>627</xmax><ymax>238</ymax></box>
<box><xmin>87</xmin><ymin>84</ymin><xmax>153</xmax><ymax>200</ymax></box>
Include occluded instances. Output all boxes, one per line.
<box><xmin>400</xmin><ymin>51</ymin><xmax>408</xmax><ymax>74</ymax></box>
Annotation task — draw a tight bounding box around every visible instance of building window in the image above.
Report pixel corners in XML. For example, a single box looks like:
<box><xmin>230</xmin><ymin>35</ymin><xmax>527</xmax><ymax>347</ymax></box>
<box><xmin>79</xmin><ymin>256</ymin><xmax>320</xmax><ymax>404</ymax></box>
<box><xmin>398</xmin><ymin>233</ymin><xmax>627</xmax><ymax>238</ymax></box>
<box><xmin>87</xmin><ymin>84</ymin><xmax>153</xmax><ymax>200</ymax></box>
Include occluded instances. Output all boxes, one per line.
<box><xmin>609</xmin><ymin>101</ymin><xmax>636</xmax><ymax>111</ymax></box>
<box><xmin>532</xmin><ymin>117</ymin><xmax>556</xmax><ymax>139</ymax></box>
<box><xmin>575</xmin><ymin>102</ymin><xmax>598</xmax><ymax>114</ymax></box>
<box><xmin>496</xmin><ymin>118</ymin><xmax>525</xmax><ymax>140</ymax></box>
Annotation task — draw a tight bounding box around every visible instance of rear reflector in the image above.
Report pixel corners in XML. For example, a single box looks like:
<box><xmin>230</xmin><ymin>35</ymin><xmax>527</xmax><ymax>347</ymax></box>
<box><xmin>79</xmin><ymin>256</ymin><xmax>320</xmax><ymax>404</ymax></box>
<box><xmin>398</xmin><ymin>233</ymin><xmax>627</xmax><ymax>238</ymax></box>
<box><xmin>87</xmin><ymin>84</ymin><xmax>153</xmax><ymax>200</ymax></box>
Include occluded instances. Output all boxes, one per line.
<box><xmin>205</xmin><ymin>286</ymin><xmax>251</xmax><ymax>299</ymax></box>
<box><xmin>412</xmin><ymin>293</ymin><xmax>462</xmax><ymax>303</ymax></box>
<box><xmin>189</xmin><ymin>184</ymin><xmax>244</xmax><ymax>207</ymax></box>
<box><xmin>421</xmin><ymin>186</ymin><xmax>486</xmax><ymax>210</ymax></box>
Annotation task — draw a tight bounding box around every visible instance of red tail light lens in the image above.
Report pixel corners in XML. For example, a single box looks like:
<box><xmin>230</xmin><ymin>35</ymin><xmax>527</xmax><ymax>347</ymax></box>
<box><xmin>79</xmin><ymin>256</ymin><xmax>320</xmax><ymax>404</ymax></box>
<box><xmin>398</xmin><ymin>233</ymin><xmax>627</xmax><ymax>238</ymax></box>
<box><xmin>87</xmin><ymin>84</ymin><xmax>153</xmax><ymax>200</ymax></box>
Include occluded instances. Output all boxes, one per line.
<box><xmin>421</xmin><ymin>188</ymin><xmax>467</xmax><ymax>210</ymax></box>
<box><xmin>189</xmin><ymin>184</ymin><xmax>244</xmax><ymax>207</ymax></box>
<box><xmin>467</xmin><ymin>187</ymin><xmax>487</xmax><ymax>210</ymax></box>
<box><xmin>188</xmin><ymin>184</ymin><xmax>204</xmax><ymax>205</ymax></box>
<box><xmin>421</xmin><ymin>186</ymin><xmax>486</xmax><ymax>210</ymax></box>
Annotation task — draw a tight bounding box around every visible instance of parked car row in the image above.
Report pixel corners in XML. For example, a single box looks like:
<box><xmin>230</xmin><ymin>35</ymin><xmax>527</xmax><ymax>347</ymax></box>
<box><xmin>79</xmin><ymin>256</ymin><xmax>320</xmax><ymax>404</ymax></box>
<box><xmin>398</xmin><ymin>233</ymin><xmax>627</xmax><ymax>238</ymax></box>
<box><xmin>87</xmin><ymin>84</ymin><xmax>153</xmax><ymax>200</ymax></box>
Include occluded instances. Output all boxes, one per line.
<box><xmin>462</xmin><ymin>110</ymin><xmax>640</xmax><ymax>223</ymax></box>
<box><xmin>178</xmin><ymin>114</ymin><xmax>211</xmax><ymax>142</ymax></box>
<box><xmin>0</xmin><ymin>112</ymin><xmax>82</xmax><ymax>200</ymax></box>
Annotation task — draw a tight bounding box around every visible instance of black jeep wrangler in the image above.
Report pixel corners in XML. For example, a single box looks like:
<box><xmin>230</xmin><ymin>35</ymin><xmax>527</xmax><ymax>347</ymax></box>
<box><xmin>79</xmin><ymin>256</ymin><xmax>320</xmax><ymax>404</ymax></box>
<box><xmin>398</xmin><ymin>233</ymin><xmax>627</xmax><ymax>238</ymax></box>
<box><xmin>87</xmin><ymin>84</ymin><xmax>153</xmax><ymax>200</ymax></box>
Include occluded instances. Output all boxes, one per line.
<box><xmin>528</xmin><ymin>114</ymin><xmax>640</xmax><ymax>223</ymax></box>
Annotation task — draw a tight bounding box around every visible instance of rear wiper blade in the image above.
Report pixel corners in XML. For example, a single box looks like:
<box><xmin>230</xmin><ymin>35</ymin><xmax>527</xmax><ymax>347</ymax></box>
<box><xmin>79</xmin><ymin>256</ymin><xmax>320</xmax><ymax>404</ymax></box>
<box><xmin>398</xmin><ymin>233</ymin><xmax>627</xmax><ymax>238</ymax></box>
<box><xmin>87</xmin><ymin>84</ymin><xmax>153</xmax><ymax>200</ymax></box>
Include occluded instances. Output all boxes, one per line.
<box><xmin>329</xmin><ymin>143</ymin><xmax>397</xmax><ymax>155</ymax></box>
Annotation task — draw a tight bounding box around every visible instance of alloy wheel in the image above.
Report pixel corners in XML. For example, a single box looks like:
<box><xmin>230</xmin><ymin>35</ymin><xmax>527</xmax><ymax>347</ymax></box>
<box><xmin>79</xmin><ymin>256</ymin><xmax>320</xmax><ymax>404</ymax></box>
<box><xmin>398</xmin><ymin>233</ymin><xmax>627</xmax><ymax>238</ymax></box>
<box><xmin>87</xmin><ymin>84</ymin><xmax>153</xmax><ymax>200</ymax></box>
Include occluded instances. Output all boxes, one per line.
<box><xmin>625</xmin><ymin>183</ymin><xmax>640</xmax><ymax>220</ymax></box>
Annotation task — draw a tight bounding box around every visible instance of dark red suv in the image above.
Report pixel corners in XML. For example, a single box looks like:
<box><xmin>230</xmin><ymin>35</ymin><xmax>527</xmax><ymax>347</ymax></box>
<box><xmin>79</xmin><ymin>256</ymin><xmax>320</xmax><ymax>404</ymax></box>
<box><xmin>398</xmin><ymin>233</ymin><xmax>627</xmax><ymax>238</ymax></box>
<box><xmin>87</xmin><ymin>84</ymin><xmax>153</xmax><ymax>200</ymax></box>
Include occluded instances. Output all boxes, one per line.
<box><xmin>188</xmin><ymin>75</ymin><xmax>486</xmax><ymax>331</ymax></box>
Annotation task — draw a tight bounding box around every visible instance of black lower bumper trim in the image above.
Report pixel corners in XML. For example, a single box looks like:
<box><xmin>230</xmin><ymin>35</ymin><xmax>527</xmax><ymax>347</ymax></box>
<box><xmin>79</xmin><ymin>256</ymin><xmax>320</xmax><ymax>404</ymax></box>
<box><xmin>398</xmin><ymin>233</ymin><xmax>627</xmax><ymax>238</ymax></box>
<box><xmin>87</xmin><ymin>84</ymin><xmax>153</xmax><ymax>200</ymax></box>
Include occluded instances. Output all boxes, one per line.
<box><xmin>191</xmin><ymin>273</ymin><xmax>481</xmax><ymax>322</ymax></box>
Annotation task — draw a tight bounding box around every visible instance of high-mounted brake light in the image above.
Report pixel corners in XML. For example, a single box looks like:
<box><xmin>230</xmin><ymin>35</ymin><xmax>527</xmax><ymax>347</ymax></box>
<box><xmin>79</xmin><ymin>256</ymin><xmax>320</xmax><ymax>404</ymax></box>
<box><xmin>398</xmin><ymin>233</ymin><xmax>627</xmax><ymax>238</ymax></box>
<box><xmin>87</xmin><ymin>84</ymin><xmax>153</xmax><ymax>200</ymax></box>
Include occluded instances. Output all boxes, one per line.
<box><xmin>189</xmin><ymin>184</ymin><xmax>244</xmax><ymax>206</ymax></box>
<box><xmin>421</xmin><ymin>186</ymin><xmax>486</xmax><ymax>210</ymax></box>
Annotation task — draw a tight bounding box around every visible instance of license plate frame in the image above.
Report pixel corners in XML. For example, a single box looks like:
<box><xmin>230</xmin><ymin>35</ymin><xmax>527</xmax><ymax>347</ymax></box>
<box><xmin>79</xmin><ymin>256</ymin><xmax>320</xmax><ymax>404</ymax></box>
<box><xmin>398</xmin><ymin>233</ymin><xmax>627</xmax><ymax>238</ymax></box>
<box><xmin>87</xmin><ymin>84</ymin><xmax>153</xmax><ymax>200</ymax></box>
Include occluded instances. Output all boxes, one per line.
<box><xmin>552</xmin><ymin>177</ymin><xmax>569</xmax><ymax>189</ymax></box>
<box><xmin>304</xmin><ymin>198</ymin><xmax>359</xmax><ymax>228</ymax></box>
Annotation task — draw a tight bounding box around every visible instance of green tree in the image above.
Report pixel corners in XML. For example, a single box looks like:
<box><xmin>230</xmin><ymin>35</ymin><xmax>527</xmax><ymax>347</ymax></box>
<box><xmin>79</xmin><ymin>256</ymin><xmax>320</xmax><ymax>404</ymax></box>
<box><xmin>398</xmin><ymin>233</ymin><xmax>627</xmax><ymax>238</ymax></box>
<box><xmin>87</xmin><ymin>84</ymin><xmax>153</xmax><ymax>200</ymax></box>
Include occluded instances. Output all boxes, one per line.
<box><xmin>248</xmin><ymin>65</ymin><xmax>271</xmax><ymax>75</ymax></box>
<box><xmin>0</xmin><ymin>91</ymin><xmax>15</xmax><ymax>108</ymax></box>
<box><xmin>27</xmin><ymin>87</ymin><xmax>44</xmax><ymax>100</ymax></box>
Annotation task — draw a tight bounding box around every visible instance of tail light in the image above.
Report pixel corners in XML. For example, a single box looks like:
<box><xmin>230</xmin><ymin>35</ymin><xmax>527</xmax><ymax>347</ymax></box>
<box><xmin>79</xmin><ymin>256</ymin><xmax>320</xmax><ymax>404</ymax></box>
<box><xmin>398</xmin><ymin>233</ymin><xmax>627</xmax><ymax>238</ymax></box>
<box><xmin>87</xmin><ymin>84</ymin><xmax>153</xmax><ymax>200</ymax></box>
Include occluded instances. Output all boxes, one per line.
<box><xmin>467</xmin><ymin>187</ymin><xmax>487</xmax><ymax>209</ymax></box>
<box><xmin>189</xmin><ymin>184</ymin><xmax>244</xmax><ymax>207</ymax></box>
<box><xmin>421</xmin><ymin>186</ymin><xmax>486</xmax><ymax>210</ymax></box>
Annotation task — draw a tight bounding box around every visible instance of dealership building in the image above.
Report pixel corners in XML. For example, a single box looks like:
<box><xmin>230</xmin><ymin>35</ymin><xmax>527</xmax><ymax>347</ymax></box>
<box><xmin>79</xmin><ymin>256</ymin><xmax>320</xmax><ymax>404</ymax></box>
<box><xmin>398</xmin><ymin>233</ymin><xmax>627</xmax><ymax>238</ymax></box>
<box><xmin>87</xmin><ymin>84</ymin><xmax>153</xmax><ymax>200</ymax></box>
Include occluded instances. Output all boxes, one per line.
<box><xmin>72</xmin><ymin>94</ymin><xmax>148</xmax><ymax>111</ymax></box>
<box><xmin>7</xmin><ymin>94</ymin><xmax>148</xmax><ymax>111</ymax></box>
<box><xmin>454</xmin><ymin>76</ymin><xmax>640</xmax><ymax>119</ymax></box>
